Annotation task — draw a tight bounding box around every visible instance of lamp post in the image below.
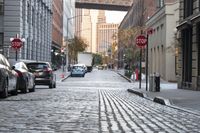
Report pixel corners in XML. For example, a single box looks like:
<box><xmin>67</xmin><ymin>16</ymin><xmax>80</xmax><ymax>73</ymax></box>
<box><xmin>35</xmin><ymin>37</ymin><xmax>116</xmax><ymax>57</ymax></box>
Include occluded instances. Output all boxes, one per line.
<box><xmin>66</xmin><ymin>15</ymin><xmax>89</xmax><ymax>68</ymax></box>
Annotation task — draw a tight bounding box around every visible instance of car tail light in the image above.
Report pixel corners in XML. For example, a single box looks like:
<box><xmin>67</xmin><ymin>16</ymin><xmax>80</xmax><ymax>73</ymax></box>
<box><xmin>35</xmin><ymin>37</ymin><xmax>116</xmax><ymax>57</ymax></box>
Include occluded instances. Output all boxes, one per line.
<box><xmin>44</xmin><ymin>68</ymin><xmax>52</xmax><ymax>73</ymax></box>
<box><xmin>16</xmin><ymin>71</ymin><xmax>23</xmax><ymax>77</ymax></box>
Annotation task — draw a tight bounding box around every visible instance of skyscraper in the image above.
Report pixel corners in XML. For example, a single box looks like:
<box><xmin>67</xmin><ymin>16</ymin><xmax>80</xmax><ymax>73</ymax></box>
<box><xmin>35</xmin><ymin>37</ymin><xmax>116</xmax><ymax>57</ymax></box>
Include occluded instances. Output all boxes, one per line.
<box><xmin>97</xmin><ymin>11</ymin><xmax>118</xmax><ymax>55</ymax></box>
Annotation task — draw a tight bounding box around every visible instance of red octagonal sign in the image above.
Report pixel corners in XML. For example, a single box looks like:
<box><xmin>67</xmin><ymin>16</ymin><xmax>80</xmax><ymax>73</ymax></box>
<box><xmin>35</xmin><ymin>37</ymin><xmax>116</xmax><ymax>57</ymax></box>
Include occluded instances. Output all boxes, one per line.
<box><xmin>136</xmin><ymin>35</ymin><xmax>147</xmax><ymax>48</ymax></box>
<box><xmin>11</xmin><ymin>38</ymin><xmax>23</xmax><ymax>49</ymax></box>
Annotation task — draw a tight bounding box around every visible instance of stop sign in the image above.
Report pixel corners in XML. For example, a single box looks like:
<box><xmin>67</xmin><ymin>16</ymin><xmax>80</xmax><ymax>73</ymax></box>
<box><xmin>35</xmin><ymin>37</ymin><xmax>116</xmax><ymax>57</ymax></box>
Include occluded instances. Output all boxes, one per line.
<box><xmin>11</xmin><ymin>38</ymin><xmax>23</xmax><ymax>49</ymax></box>
<box><xmin>136</xmin><ymin>35</ymin><xmax>147</xmax><ymax>48</ymax></box>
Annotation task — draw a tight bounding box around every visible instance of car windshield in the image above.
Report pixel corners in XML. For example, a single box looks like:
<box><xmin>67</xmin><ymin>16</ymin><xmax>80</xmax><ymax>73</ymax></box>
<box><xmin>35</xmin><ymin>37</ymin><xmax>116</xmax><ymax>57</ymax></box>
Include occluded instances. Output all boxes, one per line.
<box><xmin>26</xmin><ymin>63</ymin><xmax>49</xmax><ymax>70</ymax></box>
<box><xmin>72</xmin><ymin>66</ymin><xmax>84</xmax><ymax>70</ymax></box>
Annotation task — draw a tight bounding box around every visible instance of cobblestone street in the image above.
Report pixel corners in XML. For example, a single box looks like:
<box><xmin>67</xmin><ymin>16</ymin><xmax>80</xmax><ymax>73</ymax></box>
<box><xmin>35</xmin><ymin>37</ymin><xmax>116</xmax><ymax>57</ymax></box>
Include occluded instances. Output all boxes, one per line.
<box><xmin>0</xmin><ymin>69</ymin><xmax>200</xmax><ymax>133</ymax></box>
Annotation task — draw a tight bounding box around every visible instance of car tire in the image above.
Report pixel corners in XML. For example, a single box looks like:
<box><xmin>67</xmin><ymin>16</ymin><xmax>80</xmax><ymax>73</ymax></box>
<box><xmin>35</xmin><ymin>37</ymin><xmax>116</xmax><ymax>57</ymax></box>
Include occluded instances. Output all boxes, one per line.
<box><xmin>0</xmin><ymin>79</ymin><xmax>8</xmax><ymax>98</ymax></box>
<box><xmin>29</xmin><ymin>84</ymin><xmax>35</xmax><ymax>92</ymax></box>
<box><xmin>49</xmin><ymin>82</ymin><xmax>53</xmax><ymax>89</ymax></box>
<box><xmin>10</xmin><ymin>84</ymin><xmax>18</xmax><ymax>96</ymax></box>
<box><xmin>21</xmin><ymin>80</ymin><xmax>28</xmax><ymax>93</ymax></box>
<box><xmin>53</xmin><ymin>82</ymin><xmax>56</xmax><ymax>88</ymax></box>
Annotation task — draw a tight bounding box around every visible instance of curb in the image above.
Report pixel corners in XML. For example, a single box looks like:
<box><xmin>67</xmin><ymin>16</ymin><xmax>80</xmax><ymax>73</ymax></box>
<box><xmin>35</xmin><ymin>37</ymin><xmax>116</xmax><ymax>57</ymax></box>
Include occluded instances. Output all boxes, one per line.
<box><xmin>127</xmin><ymin>89</ymin><xmax>171</xmax><ymax>105</ymax></box>
<box><xmin>117</xmin><ymin>72</ymin><xmax>132</xmax><ymax>83</ymax></box>
<box><xmin>127</xmin><ymin>89</ymin><xmax>147</xmax><ymax>98</ymax></box>
<box><xmin>153</xmin><ymin>96</ymin><xmax>171</xmax><ymax>105</ymax></box>
<box><xmin>60</xmin><ymin>75</ymin><xmax>71</xmax><ymax>82</ymax></box>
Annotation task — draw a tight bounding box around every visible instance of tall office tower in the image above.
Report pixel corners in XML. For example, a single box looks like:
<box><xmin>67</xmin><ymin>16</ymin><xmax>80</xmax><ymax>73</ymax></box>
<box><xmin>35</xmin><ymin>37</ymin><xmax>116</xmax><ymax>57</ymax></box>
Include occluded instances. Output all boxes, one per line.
<box><xmin>97</xmin><ymin>23</ymin><xmax>119</xmax><ymax>55</ymax></box>
<box><xmin>75</xmin><ymin>8</ymin><xmax>83</xmax><ymax>37</ymax></box>
<box><xmin>96</xmin><ymin>10</ymin><xmax>118</xmax><ymax>55</ymax></box>
<box><xmin>80</xmin><ymin>9</ymin><xmax>92</xmax><ymax>53</ymax></box>
<box><xmin>63</xmin><ymin>0</ymin><xmax>75</xmax><ymax>67</ymax></box>
<box><xmin>97</xmin><ymin>10</ymin><xmax>106</xmax><ymax>24</ymax></box>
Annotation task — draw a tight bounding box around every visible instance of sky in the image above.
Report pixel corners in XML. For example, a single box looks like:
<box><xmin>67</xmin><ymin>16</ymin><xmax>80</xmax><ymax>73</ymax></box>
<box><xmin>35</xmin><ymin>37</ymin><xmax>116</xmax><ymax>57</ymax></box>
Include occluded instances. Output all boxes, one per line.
<box><xmin>105</xmin><ymin>11</ymin><xmax>127</xmax><ymax>24</ymax></box>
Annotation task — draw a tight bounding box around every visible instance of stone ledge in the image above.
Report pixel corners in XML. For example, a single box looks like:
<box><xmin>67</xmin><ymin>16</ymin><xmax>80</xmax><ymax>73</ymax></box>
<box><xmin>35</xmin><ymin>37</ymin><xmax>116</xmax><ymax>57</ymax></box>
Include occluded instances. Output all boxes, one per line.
<box><xmin>117</xmin><ymin>72</ymin><xmax>132</xmax><ymax>83</ymax></box>
<box><xmin>153</xmin><ymin>96</ymin><xmax>171</xmax><ymax>105</ymax></box>
<box><xmin>127</xmin><ymin>89</ymin><xmax>147</xmax><ymax>98</ymax></box>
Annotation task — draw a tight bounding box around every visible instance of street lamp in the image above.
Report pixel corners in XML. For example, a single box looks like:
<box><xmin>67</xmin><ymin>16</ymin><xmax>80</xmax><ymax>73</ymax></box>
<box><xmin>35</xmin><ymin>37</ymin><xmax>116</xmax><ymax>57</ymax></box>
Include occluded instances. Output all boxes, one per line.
<box><xmin>65</xmin><ymin>15</ymin><xmax>89</xmax><ymax>68</ymax></box>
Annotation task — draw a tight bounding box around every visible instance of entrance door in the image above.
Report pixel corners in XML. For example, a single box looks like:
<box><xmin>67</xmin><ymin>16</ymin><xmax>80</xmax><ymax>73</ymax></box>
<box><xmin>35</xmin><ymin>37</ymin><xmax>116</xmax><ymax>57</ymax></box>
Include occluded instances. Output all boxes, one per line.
<box><xmin>182</xmin><ymin>27</ymin><xmax>192</xmax><ymax>87</ymax></box>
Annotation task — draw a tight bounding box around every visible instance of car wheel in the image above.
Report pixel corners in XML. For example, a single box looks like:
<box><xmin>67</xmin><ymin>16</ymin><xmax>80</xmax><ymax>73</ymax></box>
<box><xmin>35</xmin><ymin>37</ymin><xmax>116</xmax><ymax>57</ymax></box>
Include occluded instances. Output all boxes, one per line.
<box><xmin>49</xmin><ymin>82</ymin><xmax>53</xmax><ymax>89</ymax></box>
<box><xmin>10</xmin><ymin>84</ymin><xmax>18</xmax><ymax>96</ymax></box>
<box><xmin>21</xmin><ymin>80</ymin><xmax>28</xmax><ymax>93</ymax></box>
<box><xmin>0</xmin><ymin>79</ymin><xmax>8</xmax><ymax>98</ymax></box>
<box><xmin>53</xmin><ymin>82</ymin><xmax>56</xmax><ymax>88</ymax></box>
<box><xmin>29</xmin><ymin>84</ymin><xmax>35</xmax><ymax>92</ymax></box>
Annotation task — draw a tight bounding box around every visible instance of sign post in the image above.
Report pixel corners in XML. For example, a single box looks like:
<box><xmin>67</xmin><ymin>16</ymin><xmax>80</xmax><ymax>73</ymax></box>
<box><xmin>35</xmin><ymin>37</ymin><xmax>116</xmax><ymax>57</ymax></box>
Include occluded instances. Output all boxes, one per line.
<box><xmin>10</xmin><ymin>34</ymin><xmax>23</xmax><ymax>61</ymax></box>
<box><xmin>136</xmin><ymin>35</ymin><xmax>147</xmax><ymax>89</ymax></box>
<box><xmin>146</xmin><ymin>28</ymin><xmax>154</xmax><ymax>91</ymax></box>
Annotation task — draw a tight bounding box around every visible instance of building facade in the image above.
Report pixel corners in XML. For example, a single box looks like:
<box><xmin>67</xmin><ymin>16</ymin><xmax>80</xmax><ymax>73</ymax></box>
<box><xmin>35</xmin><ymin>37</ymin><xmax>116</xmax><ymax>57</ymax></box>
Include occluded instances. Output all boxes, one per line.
<box><xmin>74</xmin><ymin>8</ymin><xmax>82</xmax><ymax>37</ymax></box>
<box><xmin>52</xmin><ymin>0</ymin><xmax>63</xmax><ymax>67</ymax></box>
<box><xmin>80</xmin><ymin>9</ymin><xmax>92</xmax><ymax>53</ymax></box>
<box><xmin>97</xmin><ymin>23</ymin><xmax>118</xmax><ymax>56</ymax></box>
<box><xmin>118</xmin><ymin>0</ymin><xmax>158</xmax><ymax>68</ymax></box>
<box><xmin>75</xmin><ymin>8</ymin><xmax>98</xmax><ymax>53</ymax></box>
<box><xmin>177</xmin><ymin>0</ymin><xmax>200</xmax><ymax>90</ymax></box>
<box><xmin>118</xmin><ymin>0</ymin><xmax>177</xmax><ymax>69</ymax></box>
<box><xmin>0</xmin><ymin>0</ymin><xmax>52</xmax><ymax>63</ymax></box>
<box><xmin>63</xmin><ymin>0</ymin><xmax>75</xmax><ymax>67</ymax></box>
<box><xmin>146</xmin><ymin>1</ymin><xmax>179</xmax><ymax>82</ymax></box>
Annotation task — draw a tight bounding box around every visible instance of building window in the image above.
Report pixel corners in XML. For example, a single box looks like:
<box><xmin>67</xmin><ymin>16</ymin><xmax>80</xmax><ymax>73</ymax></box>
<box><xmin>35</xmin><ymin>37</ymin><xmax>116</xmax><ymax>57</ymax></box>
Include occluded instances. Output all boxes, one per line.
<box><xmin>0</xmin><ymin>33</ymin><xmax>3</xmax><ymax>52</ymax></box>
<box><xmin>199</xmin><ymin>0</ymin><xmax>200</xmax><ymax>11</ymax></box>
<box><xmin>182</xmin><ymin>27</ymin><xmax>192</xmax><ymax>83</ymax></box>
<box><xmin>184</xmin><ymin>0</ymin><xmax>193</xmax><ymax>18</ymax></box>
<box><xmin>197</xmin><ymin>23</ymin><xmax>200</xmax><ymax>76</ymax></box>
<box><xmin>0</xmin><ymin>0</ymin><xmax>4</xmax><ymax>15</ymax></box>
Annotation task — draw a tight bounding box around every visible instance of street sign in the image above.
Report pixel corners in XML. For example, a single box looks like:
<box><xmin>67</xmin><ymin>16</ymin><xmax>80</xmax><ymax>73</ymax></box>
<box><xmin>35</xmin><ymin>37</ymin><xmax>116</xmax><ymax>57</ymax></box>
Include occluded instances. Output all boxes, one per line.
<box><xmin>11</xmin><ymin>38</ymin><xmax>23</xmax><ymax>49</ymax></box>
<box><xmin>136</xmin><ymin>35</ymin><xmax>147</xmax><ymax>48</ymax></box>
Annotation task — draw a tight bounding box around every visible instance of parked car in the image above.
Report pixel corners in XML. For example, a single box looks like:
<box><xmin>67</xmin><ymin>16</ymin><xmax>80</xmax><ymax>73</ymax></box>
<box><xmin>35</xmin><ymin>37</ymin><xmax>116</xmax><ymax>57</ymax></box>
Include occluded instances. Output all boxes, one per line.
<box><xmin>71</xmin><ymin>64</ymin><xmax>86</xmax><ymax>77</ymax></box>
<box><xmin>76</xmin><ymin>64</ymin><xmax>87</xmax><ymax>72</ymax></box>
<box><xmin>13</xmin><ymin>62</ymin><xmax>35</xmax><ymax>93</ymax></box>
<box><xmin>26</xmin><ymin>62</ymin><xmax>56</xmax><ymax>88</ymax></box>
<box><xmin>97</xmin><ymin>65</ymin><xmax>104</xmax><ymax>70</ymax></box>
<box><xmin>0</xmin><ymin>54</ymin><xmax>18</xmax><ymax>98</ymax></box>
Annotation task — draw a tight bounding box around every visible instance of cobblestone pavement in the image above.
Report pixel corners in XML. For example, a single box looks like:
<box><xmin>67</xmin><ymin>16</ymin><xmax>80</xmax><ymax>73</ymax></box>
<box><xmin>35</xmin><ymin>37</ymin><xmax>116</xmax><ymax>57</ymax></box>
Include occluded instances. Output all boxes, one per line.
<box><xmin>0</xmin><ymin>69</ymin><xmax>200</xmax><ymax>133</ymax></box>
<box><xmin>99</xmin><ymin>89</ymin><xmax>200</xmax><ymax>133</ymax></box>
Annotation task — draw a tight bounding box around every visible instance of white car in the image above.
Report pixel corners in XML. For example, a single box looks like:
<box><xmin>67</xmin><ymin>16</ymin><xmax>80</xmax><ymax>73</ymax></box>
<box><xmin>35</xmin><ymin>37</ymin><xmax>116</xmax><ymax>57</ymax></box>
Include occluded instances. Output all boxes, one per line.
<box><xmin>76</xmin><ymin>64</ymin><xmax>87</xmax><ymax>72</ymax></box>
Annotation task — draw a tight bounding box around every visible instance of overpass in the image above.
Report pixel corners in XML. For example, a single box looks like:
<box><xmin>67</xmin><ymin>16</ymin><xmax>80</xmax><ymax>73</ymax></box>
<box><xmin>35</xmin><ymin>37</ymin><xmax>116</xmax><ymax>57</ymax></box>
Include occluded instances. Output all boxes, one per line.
<box><xmin>75</xmin><ymin>0</ymin><xmax>133</xmax><ymax>11</ymax></box>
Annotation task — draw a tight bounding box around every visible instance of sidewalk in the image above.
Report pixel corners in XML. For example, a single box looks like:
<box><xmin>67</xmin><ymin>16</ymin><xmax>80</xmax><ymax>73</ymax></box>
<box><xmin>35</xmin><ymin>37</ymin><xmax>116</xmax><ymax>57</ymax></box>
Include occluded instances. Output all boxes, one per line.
<box><xmin>54</xmin><ymin>69</ymin><xmax>71</xmax><ymax>82</ymax></box>
<box><xmin>117</xmin><ymin>69</ymin><xmax>200</xmax><ymax>114</ymax></box>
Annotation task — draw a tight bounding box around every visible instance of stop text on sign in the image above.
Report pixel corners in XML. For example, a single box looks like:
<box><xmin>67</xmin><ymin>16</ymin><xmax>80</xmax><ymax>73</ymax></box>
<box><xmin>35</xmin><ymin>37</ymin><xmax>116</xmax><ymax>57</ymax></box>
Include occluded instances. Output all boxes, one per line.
<box><xmin>136</xmin><ymin>35</ymin><xmax>147</xmax><ymax>48</ymax></box>
<box><xmin>11</xmin><ymin>38</ymin><xmax>23</xmax><ymax>49</ymax></box>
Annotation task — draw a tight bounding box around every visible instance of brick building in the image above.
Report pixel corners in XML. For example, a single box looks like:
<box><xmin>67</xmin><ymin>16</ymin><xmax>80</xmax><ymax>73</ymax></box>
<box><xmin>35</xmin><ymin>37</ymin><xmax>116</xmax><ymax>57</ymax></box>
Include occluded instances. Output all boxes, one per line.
<box><xmin>118</xmin><ymin>0</ymin><xmax>158</xmax><ymax>68</ymax></box>
<box><xmin>51</xmin><ymin>0</ymin><xmax>63</xmax><ymax>67</ymax></box>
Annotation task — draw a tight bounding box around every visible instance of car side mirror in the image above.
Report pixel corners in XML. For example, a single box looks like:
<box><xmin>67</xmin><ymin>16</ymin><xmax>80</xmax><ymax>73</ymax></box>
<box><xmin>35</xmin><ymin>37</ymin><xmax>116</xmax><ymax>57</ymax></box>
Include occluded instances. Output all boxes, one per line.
<box><xmin>12</xmin><ymin>66</ymin><xmax>15</xmax><ymax>70</ymax></box>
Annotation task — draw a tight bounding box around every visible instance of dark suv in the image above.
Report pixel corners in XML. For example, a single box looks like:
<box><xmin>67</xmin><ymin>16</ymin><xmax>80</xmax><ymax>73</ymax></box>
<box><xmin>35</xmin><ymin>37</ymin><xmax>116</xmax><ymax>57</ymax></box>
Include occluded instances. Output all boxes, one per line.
<box><xmin>26</xmin><ymin>62</ymin><xmax>56</xmax><ymax>88</ymax></box>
